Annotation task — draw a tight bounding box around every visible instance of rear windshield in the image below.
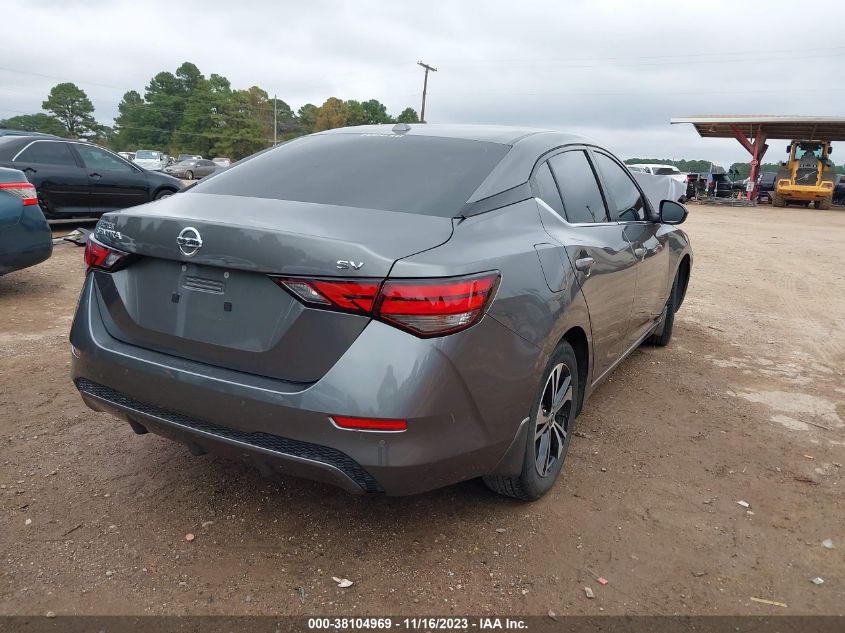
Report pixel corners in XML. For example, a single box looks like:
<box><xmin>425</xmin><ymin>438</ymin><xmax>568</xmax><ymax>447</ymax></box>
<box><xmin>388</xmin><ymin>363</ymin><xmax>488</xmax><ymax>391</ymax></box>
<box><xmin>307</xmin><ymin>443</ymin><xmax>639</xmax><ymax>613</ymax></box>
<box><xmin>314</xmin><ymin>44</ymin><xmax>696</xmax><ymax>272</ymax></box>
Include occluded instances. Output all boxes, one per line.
<box><xmin>654</xmin><ymin>167</ymin><xmax>680</xmax><ymax>175</ymax></box>
<box><xmin>189</xmin><ymin>133</ymin><xmax>510</xmax><ymax>216</ymax></box>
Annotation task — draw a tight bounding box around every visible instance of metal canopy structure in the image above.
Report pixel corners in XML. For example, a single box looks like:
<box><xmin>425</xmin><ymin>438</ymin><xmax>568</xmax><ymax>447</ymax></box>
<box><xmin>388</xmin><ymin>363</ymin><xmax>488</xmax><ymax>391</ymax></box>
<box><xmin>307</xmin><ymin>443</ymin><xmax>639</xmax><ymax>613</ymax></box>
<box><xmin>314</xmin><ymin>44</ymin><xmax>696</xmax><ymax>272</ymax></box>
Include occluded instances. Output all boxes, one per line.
<box><xmin>670</xmin><ymin>115</ymin><xmax>845</xmax><ymax>199</ymax></box>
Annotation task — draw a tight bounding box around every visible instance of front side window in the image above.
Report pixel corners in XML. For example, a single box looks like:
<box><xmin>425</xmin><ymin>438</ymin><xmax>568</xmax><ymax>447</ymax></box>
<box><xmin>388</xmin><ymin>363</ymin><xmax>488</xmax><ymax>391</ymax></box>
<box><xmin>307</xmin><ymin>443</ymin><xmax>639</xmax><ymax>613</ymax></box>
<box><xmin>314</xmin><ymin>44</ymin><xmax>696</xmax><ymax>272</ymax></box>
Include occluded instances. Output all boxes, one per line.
<box><xmin>15</xmin><ymin>141</ymin><xmax>78</xmax><ymax>167</ymax></box>
<box><xmin>593</xmin><ymin>152</ymin><xmax>647</xmax><ymax>222</ymax></box>
<box><xmin>75</xmin><ymin>145</ymin><xmax>134</xmax><ymax>172</ymax></box>
<box><xmin>548</xmin><ymin>150</ymin><xmax>608</xmax><ymax>223</ymax></box>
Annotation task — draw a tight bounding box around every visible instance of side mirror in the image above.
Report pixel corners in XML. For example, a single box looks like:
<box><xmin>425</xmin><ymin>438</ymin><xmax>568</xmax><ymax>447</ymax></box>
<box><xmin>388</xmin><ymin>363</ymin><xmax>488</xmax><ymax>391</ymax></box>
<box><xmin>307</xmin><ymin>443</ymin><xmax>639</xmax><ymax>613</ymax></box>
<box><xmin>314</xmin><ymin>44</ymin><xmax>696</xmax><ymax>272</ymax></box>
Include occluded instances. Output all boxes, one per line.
<box><xmin>786</xmin><ymin>145</ymin><xmax>791</xmax><ymax>154</ymax></box>
<box><xmin>659</xmin><ymin>200</ymin><xmax>688</xmax><ymax>225</ymax></box>
<box><xmin>828</xmin><ymin>146</ymin><xmax>833</xmax><ymax>155</ymax></box>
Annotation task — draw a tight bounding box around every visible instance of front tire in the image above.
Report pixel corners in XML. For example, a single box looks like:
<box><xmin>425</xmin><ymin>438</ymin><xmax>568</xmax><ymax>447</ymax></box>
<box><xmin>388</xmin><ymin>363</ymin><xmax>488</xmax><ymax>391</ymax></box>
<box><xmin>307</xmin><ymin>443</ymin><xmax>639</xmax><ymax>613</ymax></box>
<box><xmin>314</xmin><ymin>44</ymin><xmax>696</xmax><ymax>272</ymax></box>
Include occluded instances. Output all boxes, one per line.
<box><xmin>772</xmin><ymin>193</ymin><xmax>786</xmax><ymax>207</ymax></box>
<box><xmin>646</xmin><ymin>274</ymin><xmax>678</xmax><ymax>347</ymax></box>
<box><xmin>484</xmin><ymin>341</ymin><xmax>580</xmax><ymax>501</ymax></box>
<box><xmin>185</xmin><ymin>170</ymin><xmax>194</xmax><ymax>180</ymax></box>
<box><xmin>815</xmin><ymin>198</ymin><xmax>832</xmax><ymax>210</ymax></box>
<box><xmin>154</xmin><ymin>189</ymin><xmax>175</xmax><ymax>200</ymax></box>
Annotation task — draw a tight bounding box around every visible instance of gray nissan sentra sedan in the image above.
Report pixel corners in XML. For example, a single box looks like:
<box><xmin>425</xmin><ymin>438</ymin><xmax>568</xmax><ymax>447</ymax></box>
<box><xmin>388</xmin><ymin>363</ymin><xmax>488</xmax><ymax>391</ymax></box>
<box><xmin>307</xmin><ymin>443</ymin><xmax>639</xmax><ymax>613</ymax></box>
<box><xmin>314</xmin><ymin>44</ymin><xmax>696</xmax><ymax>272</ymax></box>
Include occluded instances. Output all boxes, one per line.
<box><xmin>70</xmin><ymin>124</ymin><xmax>692</xmax><ymax>500</ymax></box>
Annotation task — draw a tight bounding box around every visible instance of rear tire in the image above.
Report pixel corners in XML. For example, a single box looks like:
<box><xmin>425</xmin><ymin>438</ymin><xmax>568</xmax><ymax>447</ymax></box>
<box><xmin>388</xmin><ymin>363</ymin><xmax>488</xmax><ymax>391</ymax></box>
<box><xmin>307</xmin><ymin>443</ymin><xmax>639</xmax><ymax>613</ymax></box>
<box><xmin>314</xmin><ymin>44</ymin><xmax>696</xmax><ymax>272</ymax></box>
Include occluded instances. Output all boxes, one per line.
<box><xmin>185</xmin><ymin>170</ymin><xmax>194</xmax><ymax>180</ymax></box>
<box><xmin>483</xmin><ymin>341</ymin><xmax>580</xmax><ymax>501</ymax></box>
<box><xmin>645</xmin><ymin>274</ymin><xmax>677</xmax><ymax>347</ymax></box>
<box><xmin>772</xmin><ymin>193</ymin><xmax>786</xmax><ymax>207</ymax></box>
<box><xmin>154</xmin><ymin>189</ymin><xmax>175</xmax><ymax>200</ymax></box>
<box><xmin>816</xmin><ymin>198</ymin><xmax>832</xmax><ymax>210</ymax></box>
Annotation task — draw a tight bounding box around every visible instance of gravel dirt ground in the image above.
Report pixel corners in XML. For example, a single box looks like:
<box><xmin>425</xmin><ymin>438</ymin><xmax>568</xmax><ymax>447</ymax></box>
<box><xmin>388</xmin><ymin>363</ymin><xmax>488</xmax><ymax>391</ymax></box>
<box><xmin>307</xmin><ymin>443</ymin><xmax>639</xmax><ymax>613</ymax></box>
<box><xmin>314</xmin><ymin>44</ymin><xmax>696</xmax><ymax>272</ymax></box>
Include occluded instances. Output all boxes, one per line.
<box><xmin>1</xmin><ymin>204</ymin><xmax>843</xmax><ymax>617</ymax></box>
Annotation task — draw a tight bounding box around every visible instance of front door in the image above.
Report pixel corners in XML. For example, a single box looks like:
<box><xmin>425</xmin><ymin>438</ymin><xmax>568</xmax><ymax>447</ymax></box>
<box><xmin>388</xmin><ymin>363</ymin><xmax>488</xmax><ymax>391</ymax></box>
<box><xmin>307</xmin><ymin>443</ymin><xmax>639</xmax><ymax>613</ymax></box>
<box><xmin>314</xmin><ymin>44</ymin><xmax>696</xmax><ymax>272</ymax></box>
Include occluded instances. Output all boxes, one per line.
<box><xmin>72</xmin><ymin>144</ymin><xmax>150</xmax><ymax>214</ymax></box>
<box><xmin>591</xmin><ymin>151</ymin><xmax>672</xmax><ymax>347</ymax></box>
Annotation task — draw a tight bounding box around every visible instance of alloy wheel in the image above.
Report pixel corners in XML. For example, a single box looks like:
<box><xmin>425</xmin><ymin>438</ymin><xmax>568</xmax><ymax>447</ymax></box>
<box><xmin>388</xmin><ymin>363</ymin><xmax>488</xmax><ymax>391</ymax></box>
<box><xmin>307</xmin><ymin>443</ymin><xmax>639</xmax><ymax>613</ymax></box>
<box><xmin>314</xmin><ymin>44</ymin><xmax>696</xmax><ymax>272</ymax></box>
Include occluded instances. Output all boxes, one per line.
<box><xmin>534</xmin><ymin>362</ymin><xmax>573</xmax><ymax>477</ymax></box>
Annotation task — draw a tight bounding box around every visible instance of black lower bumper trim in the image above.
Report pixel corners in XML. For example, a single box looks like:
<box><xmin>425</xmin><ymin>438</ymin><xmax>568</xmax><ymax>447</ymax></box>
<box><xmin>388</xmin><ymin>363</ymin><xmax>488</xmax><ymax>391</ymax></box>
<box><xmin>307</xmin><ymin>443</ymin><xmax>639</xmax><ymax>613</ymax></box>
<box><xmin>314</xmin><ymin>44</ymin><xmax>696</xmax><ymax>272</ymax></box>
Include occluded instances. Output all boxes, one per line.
<box><xmin>75</xmin><ymin>378</ymin><xmax>384</xmax><ymax>493</ymax></box>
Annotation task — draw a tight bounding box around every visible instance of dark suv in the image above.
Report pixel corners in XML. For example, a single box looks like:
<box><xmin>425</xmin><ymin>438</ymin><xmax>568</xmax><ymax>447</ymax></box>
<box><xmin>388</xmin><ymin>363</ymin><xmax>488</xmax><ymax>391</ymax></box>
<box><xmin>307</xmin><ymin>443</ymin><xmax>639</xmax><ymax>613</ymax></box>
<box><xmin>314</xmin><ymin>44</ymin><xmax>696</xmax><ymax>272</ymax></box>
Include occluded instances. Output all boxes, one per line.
<box><xmin>756</xmin><ymin>171</ymin><xmax>778</xmax><ymax>204</ymax></box>
<box><xmin>0</xmin><ymin>137</ymin><xmax>184</xmax><ymax>218</ymax></box>
<box><xmin>834</xmin><ymin>174</ymin><xmax>845</xmax><ymax>206</ymax></box>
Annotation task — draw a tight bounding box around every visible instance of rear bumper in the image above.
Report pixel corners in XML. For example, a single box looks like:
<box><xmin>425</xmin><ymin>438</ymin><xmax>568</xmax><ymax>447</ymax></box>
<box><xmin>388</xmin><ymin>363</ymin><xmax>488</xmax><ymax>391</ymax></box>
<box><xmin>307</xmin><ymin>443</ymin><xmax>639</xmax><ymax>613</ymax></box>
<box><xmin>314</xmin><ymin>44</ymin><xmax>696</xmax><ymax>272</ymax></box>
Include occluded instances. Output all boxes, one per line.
<box><xmin>70</xmin><ymin>275</ymin><xmax>542</xmax><ymax>495</ymax></box>
<box><xmin>0</xmin><ymin>241</ymin><xmax>52</xmax><ymax>275</ymax></box>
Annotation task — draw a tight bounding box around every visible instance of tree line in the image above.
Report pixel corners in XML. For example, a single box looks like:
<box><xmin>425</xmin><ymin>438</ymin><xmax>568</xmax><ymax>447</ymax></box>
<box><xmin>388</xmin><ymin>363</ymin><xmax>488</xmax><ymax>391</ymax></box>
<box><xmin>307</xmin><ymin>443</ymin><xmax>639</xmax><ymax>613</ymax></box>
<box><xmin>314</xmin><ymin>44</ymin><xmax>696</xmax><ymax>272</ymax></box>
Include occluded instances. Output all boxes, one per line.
<box><xmin>0</xmin><ymin>62</ymin><xmax>420</xmax><ymax>159</ymax></box>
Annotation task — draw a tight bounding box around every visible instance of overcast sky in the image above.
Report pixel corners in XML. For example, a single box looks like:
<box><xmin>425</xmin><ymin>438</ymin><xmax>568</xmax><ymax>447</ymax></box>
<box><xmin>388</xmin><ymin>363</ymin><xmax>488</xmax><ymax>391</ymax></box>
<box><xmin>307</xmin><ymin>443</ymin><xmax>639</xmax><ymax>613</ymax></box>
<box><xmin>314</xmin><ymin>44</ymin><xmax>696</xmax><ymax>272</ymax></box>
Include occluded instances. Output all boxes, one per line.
<box><xmin>2</xmin><ymin>0</ymin><xmax>842</xmax><ymax>166</ymax></box>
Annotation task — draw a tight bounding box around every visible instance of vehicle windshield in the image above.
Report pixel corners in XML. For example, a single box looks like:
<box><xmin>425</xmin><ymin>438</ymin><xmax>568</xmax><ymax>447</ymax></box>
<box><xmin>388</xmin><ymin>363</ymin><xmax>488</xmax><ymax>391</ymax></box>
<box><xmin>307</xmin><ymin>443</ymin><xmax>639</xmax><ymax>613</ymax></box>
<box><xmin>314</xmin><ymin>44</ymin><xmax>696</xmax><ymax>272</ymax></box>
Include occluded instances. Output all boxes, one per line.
<box><xmin>795</xmin><ymin>145</ymin><xmax>823</xmax><ymax>159</ymax></box>
<box><xmin>135</xmin><ymin>151</ymin><xmax>160</xmax><ymax>160</ymax></box>
<box><xmin>178</xmin><ymin>160</ymin><xmax>196</xmax><ymax>165</ymax></box>
<box><xmin>190</xmin><ymin>133</ymin><xmax>511</xmax><ymax>217</ymax></box>
<box><xmin>655</xmin><ymin>167</ymin><xmax>680</xmax><ymax>175</ymax></box>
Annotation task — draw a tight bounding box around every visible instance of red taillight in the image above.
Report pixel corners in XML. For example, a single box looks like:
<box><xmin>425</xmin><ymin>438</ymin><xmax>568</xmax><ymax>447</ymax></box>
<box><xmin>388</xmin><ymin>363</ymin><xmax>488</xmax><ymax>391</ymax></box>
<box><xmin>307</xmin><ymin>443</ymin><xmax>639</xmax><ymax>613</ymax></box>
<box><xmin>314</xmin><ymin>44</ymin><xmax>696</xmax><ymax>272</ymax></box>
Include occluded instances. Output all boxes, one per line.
<box><xmin>376</xmin><ymin>273</ymin><xmax>500</xmax><ymax>336</ymax></box>
<box><xmin>272</xmin><ymin>271</ymin><xmax>500</xmax><ymax>337</ymax></box>
<box><xmin>272</xmin><ymin>278</ymin><xmax>381</xmax><ymax>313</ymax></box>
<box><xmin>84</xmin><ymin>236</ymin><xmax>130</xmax><ymax>271</ymax></box>
<box><xmin>0</xmin><ymin>182</ymin><xmax>38</xmax><ymax>206</ymax></box>
<box><xmin>331</xmin><ymin>415</ymin><xmax>407</xmax><ymax>432</ymax></box>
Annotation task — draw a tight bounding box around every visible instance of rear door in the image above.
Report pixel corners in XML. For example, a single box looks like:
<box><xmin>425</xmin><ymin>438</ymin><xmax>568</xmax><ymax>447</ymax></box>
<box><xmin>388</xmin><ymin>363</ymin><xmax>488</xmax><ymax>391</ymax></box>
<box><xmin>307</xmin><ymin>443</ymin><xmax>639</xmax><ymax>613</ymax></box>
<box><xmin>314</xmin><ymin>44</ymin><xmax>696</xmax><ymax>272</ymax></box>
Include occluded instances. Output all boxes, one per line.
<box><xmin>72</xmin><ymin>143</ymin><xmax>151</xmax><ymax>213</ymax></box>
<box><xmin>591</xmin><ymin>150</ymin><xmax>671</xmax><ymax>348</ymax></box>
<box><xmin>536</xmin><ymin>148</ymin><xmax>639</xmax><ymax>382</ymax></box>
<box><xmin>11</xmin><ymin>140</ymin><xmax>89</xmax><ymax>215</ymax></box>
<box><xmin>196</xmin><ymin>160</ymin><xmax>216</xmax><ymax>177</ymax></box>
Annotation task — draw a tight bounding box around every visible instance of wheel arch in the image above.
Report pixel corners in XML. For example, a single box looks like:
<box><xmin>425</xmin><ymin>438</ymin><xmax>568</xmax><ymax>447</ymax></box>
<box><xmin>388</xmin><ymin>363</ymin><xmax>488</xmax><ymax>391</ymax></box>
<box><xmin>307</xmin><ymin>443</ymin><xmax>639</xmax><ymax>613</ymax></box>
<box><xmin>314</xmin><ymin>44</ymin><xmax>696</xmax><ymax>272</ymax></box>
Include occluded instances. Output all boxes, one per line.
<box><xmin>152</xmin><ymin>185</ymin><xmax>179</xmax><ymax>199</ymax></box>
<box><xmin>675</xmin><ymin>254</ymin><xmax>691</xmax><ymax>312</ymax></box>
<box><xmin>560</xmin><ymin>326</ymin><xmax>589</xmax><ymax>416</ymax></box>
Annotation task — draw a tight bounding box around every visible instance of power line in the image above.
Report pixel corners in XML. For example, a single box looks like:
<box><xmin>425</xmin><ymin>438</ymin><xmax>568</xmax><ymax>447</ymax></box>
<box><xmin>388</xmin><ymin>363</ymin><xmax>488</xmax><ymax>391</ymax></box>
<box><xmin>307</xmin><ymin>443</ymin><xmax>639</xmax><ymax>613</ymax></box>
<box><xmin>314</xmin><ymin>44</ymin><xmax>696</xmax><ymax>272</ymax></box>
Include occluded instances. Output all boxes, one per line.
<box><xmin>434</xmin><ymin>44</ymin><xmax>845</xmax><ymax>65</ymax></box>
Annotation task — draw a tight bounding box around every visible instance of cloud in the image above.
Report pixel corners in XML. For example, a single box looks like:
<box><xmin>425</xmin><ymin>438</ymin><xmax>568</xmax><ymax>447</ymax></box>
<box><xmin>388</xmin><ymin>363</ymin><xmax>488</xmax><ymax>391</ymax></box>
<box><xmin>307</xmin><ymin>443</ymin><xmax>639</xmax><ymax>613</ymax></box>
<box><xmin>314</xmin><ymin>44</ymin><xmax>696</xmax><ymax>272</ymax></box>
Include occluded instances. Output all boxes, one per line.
<box><xmin>0</xmin><ymin>0</ymin><xmax>842</xmax><ymax>165</ymax></box>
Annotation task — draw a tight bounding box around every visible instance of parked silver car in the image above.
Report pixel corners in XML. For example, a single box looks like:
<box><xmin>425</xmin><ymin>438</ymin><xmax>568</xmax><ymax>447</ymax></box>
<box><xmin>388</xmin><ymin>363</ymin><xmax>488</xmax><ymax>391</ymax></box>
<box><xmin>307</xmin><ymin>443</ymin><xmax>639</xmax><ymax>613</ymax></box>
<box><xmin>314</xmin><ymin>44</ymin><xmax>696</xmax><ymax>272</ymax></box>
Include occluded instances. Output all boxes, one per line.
<box><xmin>165</xmin><ymin>159</ymin><xmax>217</xmax><ymax>180</ymax></box>
<box><xmin>71</xmin><ymin>124</ymin><xmax>692</xmax><ymax>500</ymax></box>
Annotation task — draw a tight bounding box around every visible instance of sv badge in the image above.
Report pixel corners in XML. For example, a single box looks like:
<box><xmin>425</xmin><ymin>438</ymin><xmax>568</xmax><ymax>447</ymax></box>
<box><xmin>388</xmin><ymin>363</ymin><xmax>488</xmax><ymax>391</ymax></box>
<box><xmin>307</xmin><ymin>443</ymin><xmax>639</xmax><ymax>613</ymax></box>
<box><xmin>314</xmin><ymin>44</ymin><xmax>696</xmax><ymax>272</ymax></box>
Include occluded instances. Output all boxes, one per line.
<box><xmin>336</xmin><ymin>260</ymin><xmax>364</xmax><ymax>270</ymax></box>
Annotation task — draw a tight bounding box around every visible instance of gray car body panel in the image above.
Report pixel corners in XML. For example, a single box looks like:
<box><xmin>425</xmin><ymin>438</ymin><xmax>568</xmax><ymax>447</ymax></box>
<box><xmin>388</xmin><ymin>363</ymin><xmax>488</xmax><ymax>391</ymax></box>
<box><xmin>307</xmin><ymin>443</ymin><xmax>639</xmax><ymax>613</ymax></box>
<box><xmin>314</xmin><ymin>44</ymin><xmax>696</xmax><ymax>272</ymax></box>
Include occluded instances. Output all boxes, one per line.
<box><xmin>70</xmin><ymin>124</ymin><xmax>692</xmax><ymax>495</ymax></box>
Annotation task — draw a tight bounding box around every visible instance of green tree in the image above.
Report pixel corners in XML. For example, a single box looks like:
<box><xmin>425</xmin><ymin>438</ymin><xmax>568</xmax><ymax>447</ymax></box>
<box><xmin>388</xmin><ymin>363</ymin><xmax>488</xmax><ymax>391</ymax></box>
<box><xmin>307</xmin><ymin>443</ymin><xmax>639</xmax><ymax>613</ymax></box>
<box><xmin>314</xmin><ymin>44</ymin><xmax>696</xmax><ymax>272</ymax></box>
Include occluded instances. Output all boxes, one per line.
<box><xmin>297</xmin><ymin>104</ymin><xmax>319</xmax><ymax>133</ymax></box>
<box><xmin>141</xmin><ymin>68</ymin><xmax>200</xmax><ymax>150</ymax></box>
<box><xmin>361</xmin><ymin>99</ymin><xmax>393</xmax><ymax>124</ymax></box>
<box><xmin>0</xmin><ymin>113</ymin><xmax>66</xmax><ymax>136</ymax></box>
<box><xmin>395</xmin><ymin>107</ymin><xmax>420</xmax><ymax>124</ymax></box>
<box><xmin>41</xmin><ymin>82</ymin><xmax>98</xmax><ymax>138</ymax></box>
<box><xmin>345</xmin><ymin>100</ymin><xmax>368</xmax><ymax>126</ymax></box>
<box><xmin>172</xmin><ymin>74</ymin><xmax>231</xmax><ymax>156</ymax></box>
<box><xmin>113</xmin><ymin>90</ymin><xmax>148</xmax><ymax>149</ymax></box>
<box><xmin>212</xmin><ymin>89</ymin><xmax>267</xmax><ymax>158</ymax></box>
<box><xmin>313</xmin><ymin>97</ymin><xmax>350</xmax><ymax>131</ymax></box>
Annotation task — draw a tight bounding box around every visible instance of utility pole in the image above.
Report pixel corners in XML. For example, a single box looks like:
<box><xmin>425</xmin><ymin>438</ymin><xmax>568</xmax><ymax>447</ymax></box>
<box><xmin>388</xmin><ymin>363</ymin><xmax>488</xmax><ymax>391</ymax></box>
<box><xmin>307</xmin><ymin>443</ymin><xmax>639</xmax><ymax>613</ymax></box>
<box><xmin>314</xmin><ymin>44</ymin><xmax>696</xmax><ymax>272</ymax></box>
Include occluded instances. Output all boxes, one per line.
<box><xmin>273</xmin><ymin>93</ymin><xmax>277</xmax><ymax>145</ymax></box>
<box><xmin>417</xmin><ymin>61</ymin><xmax>437</xmax><ymax>123</ymax></box>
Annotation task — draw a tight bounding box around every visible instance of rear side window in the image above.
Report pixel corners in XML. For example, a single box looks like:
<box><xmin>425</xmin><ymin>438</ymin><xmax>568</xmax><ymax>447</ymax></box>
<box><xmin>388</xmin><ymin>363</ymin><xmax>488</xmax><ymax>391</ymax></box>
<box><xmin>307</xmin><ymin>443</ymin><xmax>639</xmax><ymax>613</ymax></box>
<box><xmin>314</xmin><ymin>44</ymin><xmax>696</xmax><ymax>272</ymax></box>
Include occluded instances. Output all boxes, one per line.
<box><xmin>15</xmin><ymin>141</ymin><xmax>78</xmax><ymax>167</ymax></box>
<box><xmin>548</xmin><ymin>151</ymin><xmax>608</xmax><ymax>223</ymax></box>
<box><xmin>532</xmin><ymin>162</ymin><xmax>565</xmax><ymax>217</ymax></box>
<box><xmin>593</xmin><ymin>152</ymin><xmax>647</xmax><ymax>222</ymax></box>
<box><xmin>191</xmin><ymin>134</ymin><xmax>510</xmax><ymax>217</ymax></box>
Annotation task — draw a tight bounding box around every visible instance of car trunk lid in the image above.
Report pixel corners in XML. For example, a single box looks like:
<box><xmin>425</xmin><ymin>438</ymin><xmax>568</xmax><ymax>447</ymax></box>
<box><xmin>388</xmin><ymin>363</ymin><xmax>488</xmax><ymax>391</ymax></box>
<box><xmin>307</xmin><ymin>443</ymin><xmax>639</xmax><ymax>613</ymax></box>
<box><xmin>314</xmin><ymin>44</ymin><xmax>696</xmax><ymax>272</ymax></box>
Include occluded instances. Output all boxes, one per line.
<box><xmin>90</xmin><ymin>193</ymin><xmax>454</xmax><ymax>382</ymax></box>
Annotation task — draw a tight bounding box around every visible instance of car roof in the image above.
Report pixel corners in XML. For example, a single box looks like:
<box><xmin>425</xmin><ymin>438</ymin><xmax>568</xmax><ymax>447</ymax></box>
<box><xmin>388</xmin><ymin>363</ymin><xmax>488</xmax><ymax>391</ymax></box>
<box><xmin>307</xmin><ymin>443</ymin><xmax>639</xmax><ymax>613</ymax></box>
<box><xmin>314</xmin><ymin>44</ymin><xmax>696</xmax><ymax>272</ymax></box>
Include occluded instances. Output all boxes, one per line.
<box><xmin>319</xmin><ymin>123</ymin><xmax>588</xmax><ymax>147</ymax></box>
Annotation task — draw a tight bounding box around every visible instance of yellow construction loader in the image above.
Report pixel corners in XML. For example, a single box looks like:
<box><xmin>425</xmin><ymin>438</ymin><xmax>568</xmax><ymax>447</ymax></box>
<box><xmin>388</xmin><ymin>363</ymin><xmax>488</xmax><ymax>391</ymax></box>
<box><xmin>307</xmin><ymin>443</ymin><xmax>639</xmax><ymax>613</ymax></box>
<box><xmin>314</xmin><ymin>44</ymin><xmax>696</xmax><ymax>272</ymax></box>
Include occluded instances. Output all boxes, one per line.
<box><xmin>773</xmin><ymin>140</ymin><xmax>836</xmax><ymax>209</ymax></box>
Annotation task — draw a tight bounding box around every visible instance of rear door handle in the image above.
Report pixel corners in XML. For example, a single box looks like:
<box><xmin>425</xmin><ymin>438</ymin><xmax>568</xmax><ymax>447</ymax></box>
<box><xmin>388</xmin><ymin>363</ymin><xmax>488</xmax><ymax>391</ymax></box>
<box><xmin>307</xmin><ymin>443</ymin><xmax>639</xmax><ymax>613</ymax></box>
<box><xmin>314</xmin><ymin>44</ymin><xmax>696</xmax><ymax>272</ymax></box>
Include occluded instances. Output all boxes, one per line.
<box><xmin>574</xmin><ymin>256</ymin><xmax>595</xmax><ymax>272</ymax></box>
<box><xmin>23</xmin><ymin>166</ymin><xmax>37</xmax><ymax>174</ymax></box>
<box><xmin>89</xmin><ymin>172</ymin><xmax>102</xmax><ymax>180</ymax></box>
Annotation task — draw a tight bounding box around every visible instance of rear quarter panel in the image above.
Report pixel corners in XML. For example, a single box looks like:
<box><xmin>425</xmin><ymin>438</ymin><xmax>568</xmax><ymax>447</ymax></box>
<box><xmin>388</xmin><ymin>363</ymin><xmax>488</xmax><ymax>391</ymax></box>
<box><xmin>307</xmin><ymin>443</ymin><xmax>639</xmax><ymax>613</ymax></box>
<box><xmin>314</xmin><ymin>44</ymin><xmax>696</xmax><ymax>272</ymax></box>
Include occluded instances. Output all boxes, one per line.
<box><xmin>389</xmin><ymin>199</ymin><xmax>593</xmax><ymax>404</ymax></box>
